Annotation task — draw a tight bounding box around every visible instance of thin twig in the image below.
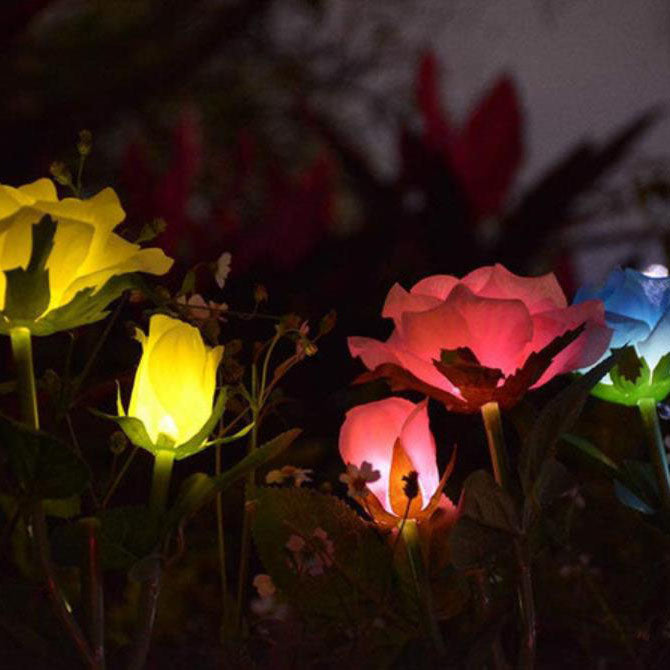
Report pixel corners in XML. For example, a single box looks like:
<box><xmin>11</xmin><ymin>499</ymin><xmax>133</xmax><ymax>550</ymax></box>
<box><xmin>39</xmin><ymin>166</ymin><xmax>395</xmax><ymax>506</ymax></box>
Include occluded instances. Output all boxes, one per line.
<box><xmin>101</xmin><ymin>446</ymin><xmax>139</xmax><ymax>509</ymax></box>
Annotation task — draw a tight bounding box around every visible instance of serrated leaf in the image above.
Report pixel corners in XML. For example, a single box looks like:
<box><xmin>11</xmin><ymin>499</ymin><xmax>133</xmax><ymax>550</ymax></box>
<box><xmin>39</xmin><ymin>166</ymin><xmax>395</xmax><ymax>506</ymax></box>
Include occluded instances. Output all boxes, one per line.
<box><xmin>252</xmin><ymin>486</ymin><xmax>394</xmax><ymax>623</ymax></box>
<box><xmin>459</xmin><ymin>470</ymin><xmax>520</xmax><ymax>534</ymax></box>
<box><xmin>448</xmin><ymin>470</ymin><xmax>519</xmax><ymax>570</ymax></box>
<box><xmin>612</xmin><ymin>346</ymin><xmax>647</xmax><ymax>385</ymax></box>
<box><xmin>0</xmin><ymin>413</ymin><xmax>89</xmax><ymax>500</ymax></box>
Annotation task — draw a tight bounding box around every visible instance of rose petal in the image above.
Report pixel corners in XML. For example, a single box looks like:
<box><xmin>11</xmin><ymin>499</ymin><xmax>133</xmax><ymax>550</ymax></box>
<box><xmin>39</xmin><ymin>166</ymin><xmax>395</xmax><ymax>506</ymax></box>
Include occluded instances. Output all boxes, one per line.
<box><xmin>399</xmin><ymin>400</ymin><xmax>440</xmax><ymax>506</ymax></box>
<box><xmin>462</xmin><ymin>264</ymin><xmax>567</xmax><ymax>312</ymax></box>
<box><xmin>411</xmin><ymin>274</ymin><xmax>460</xmax><ymax>300</ymax></box>
<box><xmin>638</xmin><ymin>308</ymin><xmax>670</xmax><ymax>369</ymax></box>
<box><xmin>527</xmin><ymin>300</ymin><xmax>612</xmax><ymax>387</ymax></box>
<box><xmin>402</xmin><ymin>284</ymin><xmax>533</xmax><ymax>376</ymax></box>
<box><xmin>339</xmin><ymin>397</ymin><xmax>418</xmax><ymax>514</ymax></box>
<box><xmin>382</xmin><ymin>283</ymin><xmax>441</xmax><ymax>331</ymax></box>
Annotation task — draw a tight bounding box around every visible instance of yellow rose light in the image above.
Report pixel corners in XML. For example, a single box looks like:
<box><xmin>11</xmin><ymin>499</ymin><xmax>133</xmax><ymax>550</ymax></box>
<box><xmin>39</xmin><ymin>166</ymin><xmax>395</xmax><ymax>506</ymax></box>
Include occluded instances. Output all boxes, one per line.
<box><xmin>114</xmin><ymin>314</ymin><xmax>225</xmax><ymax>457</ymax></box>
<box><xmin>0</xmin><ymin>178</ymin><xmax>173</xmax><ymax>335</ymax></box>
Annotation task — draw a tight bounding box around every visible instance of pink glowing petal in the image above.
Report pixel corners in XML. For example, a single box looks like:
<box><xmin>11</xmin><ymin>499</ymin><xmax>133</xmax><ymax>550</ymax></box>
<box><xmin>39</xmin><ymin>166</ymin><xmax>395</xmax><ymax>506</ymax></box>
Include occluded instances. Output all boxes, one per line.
<box><xmin>339</xmin><ymin>397</ymin><xmax>417</xmax><ymax>514</ymax></box>
<box><xmin>463</xmin><ymin>264</ymin><xmax>567</xmax><ymax>312</ymax></box>
<box><xmin>399</xmin><ymin>400</ymin><xmax>440</xmax><ymax>506</ymax></box>
<box><xmin>527</xmin><ymin>300</ymin><xmax>612</xmax><ymax>388</ymax></box>
<box><xmin>410</xmin><ymin>275</ymin><xmax>460</xmax><ymax>300</ymax></box>
<box><xmin>391</xmin><ymin>341</ymin><xmax>462</xmax><ymax>395</ymax></box>
<box><xmin>459</xmin><ymin>265</ymin><xmax>496</xmax><ymax>293</ymax></box>
<box><xmin>348</xmin><ymin>336</ymin><xmax>402</xmax><ymax>370</ymax></box>
<box><xmin>443</xmin><ymin>284</ymin><xmax>534</xmax><ymax>375</ymax></box>
<box><xmin>401</xmin><ymin>298</ymin><xmax>472</xmax><ymax>363</ymax></box>
<box><xmin>348</xmin><ymin>333</ymin><xmax>461</xmax><ymax>396</ymax></box>
<box><xmin>382</xmin><ymin>283</ymin><xmax>442</xmax><ymax>331</ymax></box>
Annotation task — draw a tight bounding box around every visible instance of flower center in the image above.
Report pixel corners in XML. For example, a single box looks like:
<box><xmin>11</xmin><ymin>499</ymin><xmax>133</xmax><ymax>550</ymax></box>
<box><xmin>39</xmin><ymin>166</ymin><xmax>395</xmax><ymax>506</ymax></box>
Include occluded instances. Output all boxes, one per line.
<box><xmin>158</xmin><ymin>414</ymin><xmax>178</xmax><ymax>441</ymax></box>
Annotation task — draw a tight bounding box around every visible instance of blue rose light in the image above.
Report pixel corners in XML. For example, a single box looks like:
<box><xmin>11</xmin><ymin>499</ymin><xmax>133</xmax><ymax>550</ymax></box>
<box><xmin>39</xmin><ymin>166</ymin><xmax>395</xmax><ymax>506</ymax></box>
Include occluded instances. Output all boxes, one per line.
<box><xmin>574</xmin><ymin>267</ymin><xmax>670</xmax><ymax>405</ymax></box>
<box><xmin>575</xmin><ymin>265</ymin><xmax>670</xmax><ymax>518</ymax></box>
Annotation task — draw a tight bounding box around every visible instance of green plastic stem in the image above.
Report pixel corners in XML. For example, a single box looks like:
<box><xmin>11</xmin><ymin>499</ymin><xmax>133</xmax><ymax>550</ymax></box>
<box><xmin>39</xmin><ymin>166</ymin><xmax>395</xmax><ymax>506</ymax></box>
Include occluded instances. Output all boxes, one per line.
<box><xmin>637</xmin><ymin>397</ymin><xmax>670</xmax><ymax>519</ymax></box>
<box><xmin>479</xmin><ymin>399</ymin><xmax>536</xmax><ymax>670</ymax></box>
<box><xmin>150</xmin><ymin>449</ymin><xmax>175</xmax><ymax>515</ymax></box>
<box><xmin>9</xmin><ymin>327</ymin><xmax>97</xmax><ymax>667</ymax></box>
<box><xmin>10</xmin><ymin>327</ymin><xmax>39</xmax><ymax>430</ymax></box>
<box><xmin>480</xmin><ymin>401</ymin><xmax>510</xmax><ymax>489</ymax></box>
<box><xmin>400</xmin><ymin>519</ymin><xmax>446</xmax><ymax>657</ymax></box>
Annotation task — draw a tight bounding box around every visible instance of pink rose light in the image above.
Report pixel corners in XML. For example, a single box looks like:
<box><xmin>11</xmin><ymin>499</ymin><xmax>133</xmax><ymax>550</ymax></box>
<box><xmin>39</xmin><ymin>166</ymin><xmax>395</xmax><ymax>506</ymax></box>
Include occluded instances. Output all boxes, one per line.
<box><xmin>339</xmin><ymin>397</ymin><xmax>455</xmax><ymax>527</ymax></box>
<box><xmin>349</xmin><ymin>264</ymin><xmax>612</xmax><ymax>412</ymax></box>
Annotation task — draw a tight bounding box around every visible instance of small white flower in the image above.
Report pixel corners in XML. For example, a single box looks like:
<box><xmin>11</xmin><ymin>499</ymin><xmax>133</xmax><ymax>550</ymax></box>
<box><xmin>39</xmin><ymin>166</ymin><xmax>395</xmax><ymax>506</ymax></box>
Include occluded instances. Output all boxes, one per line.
<box><xmin>266</xmin><ymin>465</ymin><xmax>313</xmax><ymax>487</ymax></box>
<box><xmin>339</xmin><ymin>461</ymin><xmax>381</xmax><ymax>498</ymax></box>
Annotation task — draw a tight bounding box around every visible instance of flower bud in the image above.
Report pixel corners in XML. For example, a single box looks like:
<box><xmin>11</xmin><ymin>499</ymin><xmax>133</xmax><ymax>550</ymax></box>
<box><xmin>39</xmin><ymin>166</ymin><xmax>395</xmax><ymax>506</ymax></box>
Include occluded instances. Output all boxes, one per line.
<box><xmin>127</xmin><ymin>314</ymin><xmax>223</xmax><ymax>447</ymax></box>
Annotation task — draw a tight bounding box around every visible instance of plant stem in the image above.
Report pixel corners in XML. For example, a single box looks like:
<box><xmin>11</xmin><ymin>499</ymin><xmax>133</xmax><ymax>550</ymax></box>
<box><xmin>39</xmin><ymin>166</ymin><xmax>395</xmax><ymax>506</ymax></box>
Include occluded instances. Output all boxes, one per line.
<box><xmin>235</xmin><ymin>417</ymin><xmax>258</xmax><ymax>629</ymax></box>
<box><xmin>150</xmin><ymin>449</ymin><xmax>175</xmax><ymax>516</ymax></box>
<box><xmin>10</xmin><ymin>327</ymin><xmax>97</xmax><ymax>667</ymax></box>
<box><xmin>637</xmin><ymin>397</ymin><xmax>670</xmax><ymax>519</ymax></box>
<box><xmin>400</xmin><ymin>519</ymin><xmax>446</xmax><ymax>658</ymax></box>
<box><xmin>128</xmin><ymin>567</ymin><xmax>162</xmax><ymax>670</ymax></box>
<box><xmin>215</xmin><ymin>444</ymin><xmax>228</xmax><ymax>633</ymax></box>
<box><xmin>128</xmin><ymin>449</ymin><xmax>175</xmax><ymax>669</ymax></box>
<box><xmin>10</xmin><ymin>327</ymin><xmax>39</xmax><ymax>430</ymax></box>
<box><xmin>80</xmin><ymin>518</ymin><xmax>105</xmax><ymax>669</ymax></box>
<box><xmin>480</xmin><ymin>401</ymin><xmax>509</xmax><ymax>490</ymax></box>
<box><xmin>102</xmin><ymin>446</ymin><xmax>139</xmax><ymax>509</ymax></box>
<box><xmin>514</xmin><ymin>539</ymin><xmax>536</xmax><ymax>670</ymax></box>
<box><xmin>479</xmin><ymin>400</ymin><xmax>535</xmax><ymax>670</ymax></box>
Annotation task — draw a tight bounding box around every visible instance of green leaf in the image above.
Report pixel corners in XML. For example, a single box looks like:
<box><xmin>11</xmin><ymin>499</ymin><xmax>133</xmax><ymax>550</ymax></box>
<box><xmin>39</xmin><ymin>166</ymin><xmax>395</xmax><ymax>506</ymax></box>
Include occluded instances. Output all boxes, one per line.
<box><xmin>614</xmin><ymin>480</ymin><xmax>656</xmax><ymax>515</ymax></box>
<box><xmin>23</xmin><ymin>273</ymin><xmax>141</xmax><ymax>336</ymax></box>
<box><xmin>166</xmin><ymin>428</ymin><xmax>301</xmax><ymax>528</ymax></box>
<box><xmin>560</xmin><ymin>433</ymin><xmax>620</xmax><ymax>479</ymax></box>
<box><xmin>2</xmin><ymin>216</ymin><xmax>56</xmax><ymax>323</ymax></box>
<box><xmin>458</xmin><ymin>470</ymin><xmax>520</xmax><ymax>534</ymax></box>
<box><xmin>51</xmin><ymin>506</ymin><xmax>160</xmax><ymax>570</ymax></box>
<box><xmin>653</xmin><ymin>352</ymin><xmax>670</xmax><ymax>386</ymax></box>
<box><xmin>448</xmin><ymin>470</ymin><xmax>520</xmax><ymax>570</ymax></box>
<box><xmin>252</xmin><ymin>486</ymin><xmax>394</xmax><ymax>623</ymax></box>
<box><xmin>173</xmin><ymin>387</ymin><xmax>228</xmax><ymax>460</ymax></box>
<box><xmin>449</xmin><ymin>517</ymin><xmax>512</xmax><ymax>571</ymax></box>
<box><xmin>95</xmin><ymin>386</ymin><xmax>234</xmax><ymax>459</ymax></box>
<box><xmin>520</xmin><ymin>352</ymin><xmax>619</xmax><ymax>491</ymax></box>
<box><xmin>0</xmin><ymin>413</ymin><xmax>89</xmax><ymax>500</ymax></box>
<box><xmin>90</xmin><ymin>407</ymin><xmax>155</xmax><ymax>453</ymax></box>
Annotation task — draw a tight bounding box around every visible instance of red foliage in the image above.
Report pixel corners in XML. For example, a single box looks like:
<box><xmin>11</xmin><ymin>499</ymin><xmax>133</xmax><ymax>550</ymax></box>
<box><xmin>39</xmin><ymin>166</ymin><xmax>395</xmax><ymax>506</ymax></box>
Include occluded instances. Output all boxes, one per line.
<box><xmin>414</xmin><ymin>50</ymin><xmax>524</xmax><ymax>221</ymax></box>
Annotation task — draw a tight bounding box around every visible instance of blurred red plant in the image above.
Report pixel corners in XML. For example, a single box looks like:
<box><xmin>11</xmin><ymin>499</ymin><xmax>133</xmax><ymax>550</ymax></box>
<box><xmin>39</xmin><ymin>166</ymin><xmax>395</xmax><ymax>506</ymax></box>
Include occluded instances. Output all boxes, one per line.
<box><xmin>406</xmin><ymin>50</ymin><xmax>524</xmax><ymax>224</ymax></box>
<box><xmin>120</xmin><ymin>109</ymin><xmax>336</xmax><ymax>272</ymax></box>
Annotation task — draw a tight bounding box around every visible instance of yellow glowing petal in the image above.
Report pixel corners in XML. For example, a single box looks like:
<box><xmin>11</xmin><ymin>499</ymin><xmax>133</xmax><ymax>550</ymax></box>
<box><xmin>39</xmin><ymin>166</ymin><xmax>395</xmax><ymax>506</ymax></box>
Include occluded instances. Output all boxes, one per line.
<box><xmin>148</xmin><ymin>321</ymin><xmax>210</xmax><ymax>443</ymax></box>
<box><xmin>0</xmin><ymin>210</ymin><xmax>36</xmax><ymax>270</ymax></box>
<box><xmin>128</xmin><ymin>324</ymin><xmax>170</xmax><ymax>443</ymax></box>
<box><xmin>18</xmin><ymin>178</ymin><xmax>58</xmax><ymax>202</ymax></box>
<box><xmin>57</xmin><ymin>245</ymin><xmax>173</xmax><ymax>308</ymax></box>
<box><xmin>36</xmin><ymin>187</ymin><xmax>125</xmax><ymax>231</ymax></box>
<box><xmin>0</xmin><ymin>271</ymin><xmax>6</xmax><ymax>311</ymax></box>
<box><xmin>46</xmin><ymin>220</ymin><xmax>94</xmax><ymax>310</ymax></box>
<box><xmin>0</xmin><ymin>184</ymin><xmax>37</xmax><ymax>218</ymax></box>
